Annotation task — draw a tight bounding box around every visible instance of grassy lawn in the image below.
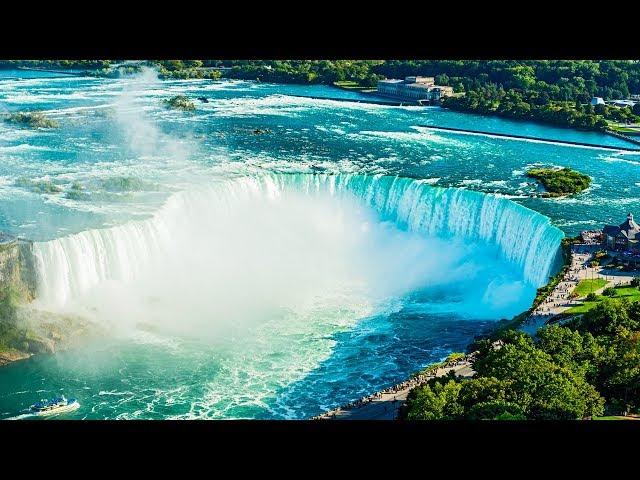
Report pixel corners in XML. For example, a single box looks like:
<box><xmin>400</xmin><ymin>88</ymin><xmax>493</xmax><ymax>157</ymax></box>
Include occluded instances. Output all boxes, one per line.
<box><xmin>608</xmin><ymin>123</ymin><xmax>640</xmax><ymax>135</ymax></box>
<box><xmin>565</xmin><ymin>285</ymin><xmax>640</xmax><ymax>315</ymax></box>
<box><xmin>565</xmin><ymin>301</ymin><xmax>600</xmax><ymax>315</ymax></box>
<box><xmin>611</xmin><ymin>287</ymin><xmax>640</xmax><ymax>300</ymax></box>
<box><xmin>593</xmin><ymin>416</ymin><xmax>640</xmax><ymax>420</ymax></box>
<box><xmin>333</xmin><ymin>81</ymin><xmax>376</xmax><ymax>92</ymax></box>
<box><xmin>574</xmin><ymin>278</ymin><xmax>607</xmax><ymax>297</ymax></box>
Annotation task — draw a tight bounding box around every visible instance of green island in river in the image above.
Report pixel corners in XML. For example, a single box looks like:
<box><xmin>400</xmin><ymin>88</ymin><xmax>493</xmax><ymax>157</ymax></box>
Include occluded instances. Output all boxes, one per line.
<box><xmin>526</xmin><ymin>167</ymin><xmax>592</xmax><ymax>196</ymax></box>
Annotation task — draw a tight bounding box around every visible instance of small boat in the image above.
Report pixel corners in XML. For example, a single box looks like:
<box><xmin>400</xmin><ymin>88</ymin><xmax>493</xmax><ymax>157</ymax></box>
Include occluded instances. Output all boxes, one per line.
<box><xmin>29</xmin><ymin>395</ymin><xmax>80</xmax><ymax>417</ymax></box>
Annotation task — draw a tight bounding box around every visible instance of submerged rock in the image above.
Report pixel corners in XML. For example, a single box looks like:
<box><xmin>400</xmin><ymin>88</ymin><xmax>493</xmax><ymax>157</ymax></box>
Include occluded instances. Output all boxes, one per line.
<box><xmin>163</xmin><ymin>95</ymin><xmax>196</xmax><ymax>111</ymax></box>
<box><xmin>4</xmin><ymin>111</ymin><xmax>59</xmax><ymax>129</ymax></box>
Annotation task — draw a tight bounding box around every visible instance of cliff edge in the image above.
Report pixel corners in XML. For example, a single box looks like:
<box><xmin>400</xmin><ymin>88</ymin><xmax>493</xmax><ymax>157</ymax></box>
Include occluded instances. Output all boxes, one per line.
<box><xmin>0</xmin><ymin>234</ymin><xmax>96</xmax><ymax>366</ymax></box>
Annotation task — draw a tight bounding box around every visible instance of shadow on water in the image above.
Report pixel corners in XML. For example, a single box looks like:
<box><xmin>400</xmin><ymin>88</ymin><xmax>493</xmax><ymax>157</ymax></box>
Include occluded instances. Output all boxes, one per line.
<box><xmin>257</xmin><ymin>308</ymin><xmax>494</xmax><ymax>419</ymax></box>
<box><xmin>0</xmin><ymin>308</ymin><xmax>495</xmax><ymax>420</ymax></box>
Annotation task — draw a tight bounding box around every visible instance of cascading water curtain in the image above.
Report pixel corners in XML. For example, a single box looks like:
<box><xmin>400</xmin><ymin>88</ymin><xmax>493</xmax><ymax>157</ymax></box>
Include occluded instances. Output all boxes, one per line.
<box><xmin>32</xmin><ymin>173</ymin><xmax>564</xmax><ymax>308</ymax></box>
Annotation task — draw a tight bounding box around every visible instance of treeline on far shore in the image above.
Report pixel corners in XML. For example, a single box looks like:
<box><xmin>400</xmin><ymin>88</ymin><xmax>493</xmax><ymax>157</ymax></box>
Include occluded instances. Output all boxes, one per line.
<box><xmin>4</xmin><ymin>60</ymin><xmax>640</xmax><ymax>133</ymax></box>
<box><xmin>441</xmin><ymin>87</ymin><xmax>639</xmax><ymax>132</ymax></box>
<box><xmin>4</xmin><ymin>60</ymin><xmax>640</xmax><ymax>99</ymax></box>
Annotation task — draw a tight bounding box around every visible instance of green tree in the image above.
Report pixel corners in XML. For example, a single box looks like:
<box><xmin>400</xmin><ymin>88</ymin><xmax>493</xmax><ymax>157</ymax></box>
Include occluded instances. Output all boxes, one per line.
<box><xmin>602</xmin><ymin>330</ymin><xmax>640</xmax><ymax>413</ymax></box>
<box><xmin>594</xmin><ymin>103</ymin><xmax>607</xmax><ymax>115</ymax></box>
<box><xmin>473</xmin><ymin>331</ymin><xmax>604</xmax><ymax>419</ymax></box>
<box><xmin>467</xmin><ymin>400</ymin><xmax>526</xmax><ymax>420</ymax></box>
<box><xmin>537</xmin><ymin>325</ymin><xmax>601</xmax><ymax>382</ymax></box>
<box><xmin>405</xmin><ymin>379</ymin><xmax>463</xmax><ymax>420</ymax></box>
<box><xmin>457</xmin><ymin>376</ymin><xmax>512</xmax><ymax>409</ymax></box>
<box><xmin>570</xmin><ymin>298</ymin><xmax>640</xmax><ymax>335</ymax></box>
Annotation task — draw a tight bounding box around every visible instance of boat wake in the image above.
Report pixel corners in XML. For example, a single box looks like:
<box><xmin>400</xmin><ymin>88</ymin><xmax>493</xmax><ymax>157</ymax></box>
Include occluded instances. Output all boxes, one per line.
<box><xmin>4</xmin><ymin>413</ymin><xmax>37</xmax><ymax>420</ymax></box>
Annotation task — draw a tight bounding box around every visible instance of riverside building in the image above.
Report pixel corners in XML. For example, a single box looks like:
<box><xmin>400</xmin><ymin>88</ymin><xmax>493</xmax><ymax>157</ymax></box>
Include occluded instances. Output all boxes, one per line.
<box><xmin>603</xmin><ymin>213</ymin><xmax>640</xmax><ymax>252</ymax></box>
<box><xmin>376</xmin><ymin>76</ymin><xmax>454</xmax><ymax>104</ymax></box>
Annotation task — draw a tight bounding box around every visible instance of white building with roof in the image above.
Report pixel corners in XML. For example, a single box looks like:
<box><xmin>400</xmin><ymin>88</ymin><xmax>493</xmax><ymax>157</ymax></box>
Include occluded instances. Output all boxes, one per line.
<box><xmin>609</xmin><ymin>99</ymin><xmax>637</xmax><ymax>108</ymax></box>
<box><xmin>377</xmin><ymin>76</ymin><xmax>453</xmax><ymax>103</ymax></box>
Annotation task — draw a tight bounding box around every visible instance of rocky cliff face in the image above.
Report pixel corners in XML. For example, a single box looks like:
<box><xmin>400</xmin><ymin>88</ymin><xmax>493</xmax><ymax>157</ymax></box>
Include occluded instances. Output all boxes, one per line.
<box><xmin>0</xmin><ymin>235</ymin><xmax>100</xmax><ymax>366</ymax></box>
<box><xmin>0</xmin><ymin>237</ymin><xmax>37</xmax><ymax>302</ymax></box>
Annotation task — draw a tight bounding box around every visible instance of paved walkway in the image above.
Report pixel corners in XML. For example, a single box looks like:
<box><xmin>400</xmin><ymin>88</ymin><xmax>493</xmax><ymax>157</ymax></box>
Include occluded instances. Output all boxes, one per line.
<box><xmin>525</xmin><ymin>243</ymin><xmax>640</xmax><ymax>332</ymax></box>
<box><xmin>527</xmin><ymin>245</ymin><xmax>594</xmax><ymax>328</ymax></box>
<box><xmin>313</xmin><ymin>361</ymin><xmax>475</xmax><ymax>420</ymax></box>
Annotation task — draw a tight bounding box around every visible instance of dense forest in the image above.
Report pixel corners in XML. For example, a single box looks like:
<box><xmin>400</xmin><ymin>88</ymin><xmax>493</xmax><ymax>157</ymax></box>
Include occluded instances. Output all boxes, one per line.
<box><xmin>3</xmin><ymin>60</ymin><xmax>639</xmax><ymax>100</ymax></box>
<box><xmin>372</xmin><ymin>60</ymin><xmax>640</xmax><ymax>100</ymax></box>
<box><xmin>403</xmin><ymin>297</ymin><xmax>640</xmax><ymax>420</ymax></box>
<box><xmin>337</xmin><ymin>60</ymin><xmax>640</xmax><ymax>130</ymax></box>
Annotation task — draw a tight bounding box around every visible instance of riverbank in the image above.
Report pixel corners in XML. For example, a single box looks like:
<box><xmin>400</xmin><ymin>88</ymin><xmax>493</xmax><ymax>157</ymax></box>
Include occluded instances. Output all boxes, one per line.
<box><xmin>606</xmin><ymin>129</ymin><xmax>640</xmax><ymax>146</ymax></box>
<box><xmin>313</xmin><ymin>354</ymin><xmax>476</xmax><ymax>420</ymax></box>
<box><xmin>418</xmin><ymin>124</ymin><xmax>640</xmax><ymax>152</ymax></box>
<box><xmin>0</xmin><ymin>306</ymin><xmax>102</xmax><ymax>368</ymax></box>
<box><xmin>0</xmin><ymin>349</ymin><xmax>31</xmax><ymax>367</ymax></box>
<box><xmin>15</xmin><ymin>66</ymin><xmax>87</xmax><ymax>76</ymax></box>
<box><xmin>287</xmin><ymin>93</ymin><xmax>412</xmax><ymax>106</ymax></box>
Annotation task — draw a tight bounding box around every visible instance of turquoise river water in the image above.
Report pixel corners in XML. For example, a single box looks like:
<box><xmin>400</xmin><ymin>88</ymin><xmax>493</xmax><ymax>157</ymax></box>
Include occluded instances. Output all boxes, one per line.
<box><xmin>0</xmin><ymin>69</ymin><xmax>639</xmax><ymax>419</ymax></box>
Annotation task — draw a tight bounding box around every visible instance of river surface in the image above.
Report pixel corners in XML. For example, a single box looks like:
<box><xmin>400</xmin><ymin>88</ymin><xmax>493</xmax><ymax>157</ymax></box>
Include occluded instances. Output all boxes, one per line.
<box><xmin>0</xmin><ymin>69</ymin><xmax>638</xmax><ymax>419</ymax></box>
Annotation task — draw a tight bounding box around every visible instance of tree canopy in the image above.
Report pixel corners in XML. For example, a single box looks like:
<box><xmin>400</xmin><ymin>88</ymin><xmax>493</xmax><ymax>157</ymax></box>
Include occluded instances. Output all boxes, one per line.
<box><xmin>405</xmin><ymin>298</ymin><xmax>640</xmax><ymax>420</ymax></box>
<box><xmin>526</xmin><ymin>168</ymin><xmax>592</xmax><ymax>196</ymax></box>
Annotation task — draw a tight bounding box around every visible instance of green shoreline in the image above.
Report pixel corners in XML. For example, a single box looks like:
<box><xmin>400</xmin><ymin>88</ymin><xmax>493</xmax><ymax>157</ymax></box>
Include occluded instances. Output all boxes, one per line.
<box><xmin>4</xmin><ymin>60</ymin><xmax>639</xmax><ymax>145</ymax></box>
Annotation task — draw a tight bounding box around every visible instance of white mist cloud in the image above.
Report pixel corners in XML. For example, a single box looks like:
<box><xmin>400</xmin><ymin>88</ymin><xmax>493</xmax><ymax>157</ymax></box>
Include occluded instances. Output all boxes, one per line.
<box><xmin>36</xmin><ymin>178</ymin><xmax>535</xmax><ymax>341</ymax></box>
<box><xmin>112</xmin><ymin>66</ymin><xmax>196</xmax><ymax>164</ymax></box>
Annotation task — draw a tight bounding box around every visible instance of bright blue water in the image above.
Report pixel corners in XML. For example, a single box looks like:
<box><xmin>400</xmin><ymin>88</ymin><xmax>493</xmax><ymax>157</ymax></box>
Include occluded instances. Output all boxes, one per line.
<box><xmin>0</xmin><ymin>70</ymin><xmax>638</xmax><ymax>419</ymax></box>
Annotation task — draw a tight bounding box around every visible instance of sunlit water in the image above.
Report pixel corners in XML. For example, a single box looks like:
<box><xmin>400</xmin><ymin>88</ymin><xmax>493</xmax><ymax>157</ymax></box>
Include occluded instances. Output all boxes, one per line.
<box><xmin>0</xmin><ymin>69</ymin><xmax>638</xmax><ymax>419</ymax></box>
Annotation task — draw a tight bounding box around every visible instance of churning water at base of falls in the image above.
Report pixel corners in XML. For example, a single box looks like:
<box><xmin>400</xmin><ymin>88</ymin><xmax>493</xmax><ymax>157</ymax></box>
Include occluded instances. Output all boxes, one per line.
<box><xmin>3</xmin><ymin>173</ymin><xmax>562</xmax><ymax>419</ymax></box>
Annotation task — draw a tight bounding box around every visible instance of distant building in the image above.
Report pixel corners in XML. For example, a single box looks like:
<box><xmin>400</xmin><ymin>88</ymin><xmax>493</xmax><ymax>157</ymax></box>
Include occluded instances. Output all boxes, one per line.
<box><xmin>603</xmin><ymin>213</ymin><xmax>640</xmax><ymax>251</ymax></box>
<box><xmin>591</xmin><ymin>97</ymin><xmax>605</xmax><ymax>106</ymax></box>
<box><xmin>608</xmin><ymin>99</ymin><xmax>637</xmax><ymax>108</ymax></box>
<box><xmin>377</xmin><ymin>76</ymin><xmax>454</xmax><ymax>104</ymax></box>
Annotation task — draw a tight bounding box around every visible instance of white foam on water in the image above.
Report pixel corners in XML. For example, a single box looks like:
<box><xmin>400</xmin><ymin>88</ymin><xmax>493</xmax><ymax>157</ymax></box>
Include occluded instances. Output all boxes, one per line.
<box><xmin>349</xmin><ymin>126</ymin><xmax>469</xmax><ymax>148</ymax></box>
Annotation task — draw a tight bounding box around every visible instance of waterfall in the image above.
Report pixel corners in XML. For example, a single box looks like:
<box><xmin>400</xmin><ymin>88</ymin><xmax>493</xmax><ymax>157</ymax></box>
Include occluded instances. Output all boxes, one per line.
<box><xmin>32</xmin><ymin>173</ymin><xmax>564</xmax><ymax>308</ymax></box>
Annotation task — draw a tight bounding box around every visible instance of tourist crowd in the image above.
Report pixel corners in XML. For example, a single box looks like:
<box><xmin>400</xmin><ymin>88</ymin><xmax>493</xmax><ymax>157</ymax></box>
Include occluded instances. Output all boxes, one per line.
<box><xmin>530</xmin><ymin>247</ymin><xmax>595</xmax><ymax>320</ymax></box>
